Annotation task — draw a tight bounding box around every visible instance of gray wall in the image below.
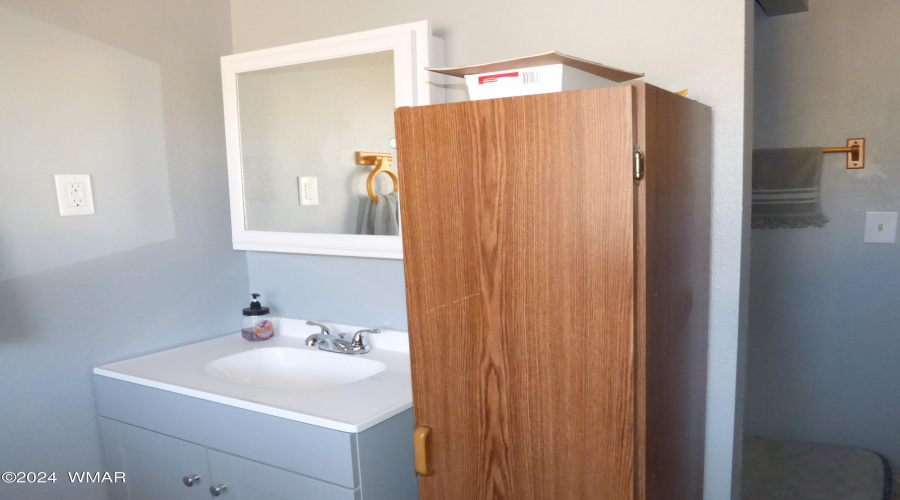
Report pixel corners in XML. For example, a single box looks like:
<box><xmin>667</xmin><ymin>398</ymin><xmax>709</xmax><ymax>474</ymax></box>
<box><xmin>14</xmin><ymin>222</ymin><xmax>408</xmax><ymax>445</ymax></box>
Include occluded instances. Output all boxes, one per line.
<box><xmin>0</xmin><ymin>1</ymin><xmax>245</xmax><ymax>499</ymax></box>
<box><xmin>747</xmin><ymin>1</ymin><xmax>900</xmax><ymax>467</ymax></box>
<box><xmin>231</xmin><ymin>1</ymin><xmax>753</xmax><ymax>496</ymax></box>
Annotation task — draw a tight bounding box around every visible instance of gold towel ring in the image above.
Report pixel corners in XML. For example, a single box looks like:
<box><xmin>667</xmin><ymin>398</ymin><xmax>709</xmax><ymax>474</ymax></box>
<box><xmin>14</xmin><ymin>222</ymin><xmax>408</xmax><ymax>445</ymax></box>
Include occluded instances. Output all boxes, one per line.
<box><xmin>356</xmin><ymin>151</ymin><xmax>398</xmax><ymax>203</ymax></box>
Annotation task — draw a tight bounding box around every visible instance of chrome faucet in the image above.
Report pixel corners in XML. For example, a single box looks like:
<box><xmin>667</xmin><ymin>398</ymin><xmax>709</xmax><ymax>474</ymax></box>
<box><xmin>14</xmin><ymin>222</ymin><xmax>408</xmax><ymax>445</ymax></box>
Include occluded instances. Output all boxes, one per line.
<box><xmin>305</xmin><ymin>320</ymin><xmax>342</xmax><ymax>346</ymax></box>
<box><xmin>305</xmin><ymin>320</ymin><xmax>337</xmax><ymax>341</ymax></box>
<box><xmin>348</xmin><ymin>329</ymin><xmax>381</xmax><ymax>354</ymax></box>
<box><xmin>304</xmin><ymin>321</ymin><xmax>380</xmax><ymax>355</ymax></box>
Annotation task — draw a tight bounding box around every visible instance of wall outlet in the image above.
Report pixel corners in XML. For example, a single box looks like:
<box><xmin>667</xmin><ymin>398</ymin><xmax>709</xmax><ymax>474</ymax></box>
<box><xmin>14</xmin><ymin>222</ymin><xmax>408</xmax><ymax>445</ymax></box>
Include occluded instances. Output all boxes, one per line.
<box><xmin>54</xmin><ymin>174</ymin><xmax>95</xmax><ymax>216</ymax></box>
<box><xmin>299</xmin><ymin>177</ymin><xmax>318</xmax><ymax>206</ymax></box>
<box><xmin>863</xmin><ymin>212</ymin><xmax>897</xmax><ymax>243</ymax></box>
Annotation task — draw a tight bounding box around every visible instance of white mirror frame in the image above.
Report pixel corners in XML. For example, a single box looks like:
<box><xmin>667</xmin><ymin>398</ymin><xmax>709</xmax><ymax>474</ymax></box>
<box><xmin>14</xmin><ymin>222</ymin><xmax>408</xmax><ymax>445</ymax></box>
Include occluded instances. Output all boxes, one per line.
<box><xmin>221</xmin><ymin>21</ymin><xmax>442</xmax><ymax>259</ymax></box>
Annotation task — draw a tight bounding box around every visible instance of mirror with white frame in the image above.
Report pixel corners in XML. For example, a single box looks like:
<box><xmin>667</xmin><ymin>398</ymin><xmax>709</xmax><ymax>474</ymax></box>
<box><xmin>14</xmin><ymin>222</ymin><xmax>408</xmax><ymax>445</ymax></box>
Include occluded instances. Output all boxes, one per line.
<box><xmin>221</xmin><ymin>21</ymin><xmax>443</xmax><ymax>259</ymax></box>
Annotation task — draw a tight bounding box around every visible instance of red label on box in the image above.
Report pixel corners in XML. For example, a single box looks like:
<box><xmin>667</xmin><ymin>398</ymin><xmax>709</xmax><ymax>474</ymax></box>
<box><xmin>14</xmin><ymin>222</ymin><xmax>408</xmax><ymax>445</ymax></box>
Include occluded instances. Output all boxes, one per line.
<box><xmin>479</xmin><ymin>72</ymin><xmax>519</xmax><ymax>85</ymax></box>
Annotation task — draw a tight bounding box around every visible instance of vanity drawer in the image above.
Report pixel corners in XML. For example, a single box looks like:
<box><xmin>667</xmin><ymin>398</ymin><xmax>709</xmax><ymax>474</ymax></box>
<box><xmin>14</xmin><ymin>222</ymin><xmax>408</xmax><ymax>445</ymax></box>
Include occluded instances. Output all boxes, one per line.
<box><xmin>207</xmin><ymin>449</ymin><xmax>359</xmax><ymax>500</ymax></box>
<box><xmin>94</xmin><ymin>376</ymin><xmax>358</xmax><ymax>488</ymax></box>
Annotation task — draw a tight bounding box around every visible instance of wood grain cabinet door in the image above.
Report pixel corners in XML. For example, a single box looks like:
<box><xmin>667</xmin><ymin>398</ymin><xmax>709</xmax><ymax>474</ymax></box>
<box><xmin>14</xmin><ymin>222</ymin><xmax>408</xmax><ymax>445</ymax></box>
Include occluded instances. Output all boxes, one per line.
<box><xmin>396</xmin><ymin>87</ymin><xmax>637</xmax><ymax>500</ymax></box>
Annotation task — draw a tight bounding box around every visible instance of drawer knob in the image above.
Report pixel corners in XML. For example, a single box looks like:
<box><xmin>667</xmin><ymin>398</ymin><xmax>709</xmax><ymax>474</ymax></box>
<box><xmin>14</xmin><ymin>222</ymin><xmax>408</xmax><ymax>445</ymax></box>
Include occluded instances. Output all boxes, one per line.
<box><xmin>209</xmin><ymin>484</ymin><xmax>227</xmax><ymax>496</ymax></box>
<box><xmin>182</xmin><ymin>475</ymin><xmax>200</xmax><ymax>487</ymax></box>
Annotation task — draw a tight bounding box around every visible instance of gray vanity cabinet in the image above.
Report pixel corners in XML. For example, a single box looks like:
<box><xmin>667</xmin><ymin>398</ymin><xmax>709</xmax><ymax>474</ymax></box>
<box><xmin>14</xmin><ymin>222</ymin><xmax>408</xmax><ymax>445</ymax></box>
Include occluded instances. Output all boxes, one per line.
<box><xmin>99</xmin><ymin>418</ymin><xmax>210</xmax><ymax>500</ymax></box>
<box><xmin>94</xmin><ymin>375</ymin><xmax>417</xmax><ymax>500</ymax></box>
<box><xmin>100</xmin><ymin>418</ymin><xmax>359</xmax><ymax>500</ymax></box>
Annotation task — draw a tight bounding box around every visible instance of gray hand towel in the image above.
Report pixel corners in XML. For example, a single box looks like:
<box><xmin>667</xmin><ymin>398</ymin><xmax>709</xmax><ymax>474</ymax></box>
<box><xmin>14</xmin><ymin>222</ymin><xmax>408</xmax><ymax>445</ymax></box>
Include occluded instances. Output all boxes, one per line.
<box><xmin>752</xmin><ymin>147</ymin><xmax>828</xmax><ymax>229</ymax></box>
<box><xmin>359</xmin><ymin>191</ymin><xmax>400</xmax><ymax>236</ymax></box>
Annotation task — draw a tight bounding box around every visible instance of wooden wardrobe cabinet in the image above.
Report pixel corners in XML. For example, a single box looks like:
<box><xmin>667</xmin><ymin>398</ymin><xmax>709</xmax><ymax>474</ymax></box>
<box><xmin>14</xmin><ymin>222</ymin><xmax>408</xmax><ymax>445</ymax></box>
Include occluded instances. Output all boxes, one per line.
<box><xmin>395</xmin><ymin>83</ymin><xmax>711</xmax><ymax>500</ymax></box>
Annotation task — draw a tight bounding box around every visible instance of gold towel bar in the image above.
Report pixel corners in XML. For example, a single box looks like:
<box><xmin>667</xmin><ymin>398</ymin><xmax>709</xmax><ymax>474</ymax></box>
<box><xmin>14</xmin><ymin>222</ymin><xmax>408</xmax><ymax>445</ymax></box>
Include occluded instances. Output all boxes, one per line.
<box><xmin>823</xmin><ymin>138</ymin><xmax>865</xmax><ymax>169</ymax></box>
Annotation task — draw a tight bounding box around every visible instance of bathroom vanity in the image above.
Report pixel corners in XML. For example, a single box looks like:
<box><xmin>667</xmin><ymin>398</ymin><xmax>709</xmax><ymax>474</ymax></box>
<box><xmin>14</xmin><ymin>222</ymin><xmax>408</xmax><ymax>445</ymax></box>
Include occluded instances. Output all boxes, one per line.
<box><xmin>93</xmin><ymin>320</ymin><xmax>416</xmax><ymax>500</ymax></box>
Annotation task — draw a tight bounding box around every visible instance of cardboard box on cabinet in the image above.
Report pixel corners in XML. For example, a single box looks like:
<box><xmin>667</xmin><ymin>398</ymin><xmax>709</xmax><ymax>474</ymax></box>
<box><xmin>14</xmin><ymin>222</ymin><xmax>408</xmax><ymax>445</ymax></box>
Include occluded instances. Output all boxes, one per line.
<box><xmin>426</xmin><ymin>51</ymin><xmax>643</xmax><ymax>101</ymax></box>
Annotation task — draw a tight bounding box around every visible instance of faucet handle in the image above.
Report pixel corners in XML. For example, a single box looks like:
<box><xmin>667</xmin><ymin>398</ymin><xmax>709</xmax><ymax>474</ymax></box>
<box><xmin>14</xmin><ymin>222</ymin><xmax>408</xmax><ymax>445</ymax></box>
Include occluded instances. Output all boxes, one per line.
<box><xmin>306</xmin><ymin>320</ymin><xmax>342</xmax><ymax>338</ymax></box>
<box><xmin>350</xmin><ymin>329</ymin><xmax>381</xmax><ymax>348</ymax></box>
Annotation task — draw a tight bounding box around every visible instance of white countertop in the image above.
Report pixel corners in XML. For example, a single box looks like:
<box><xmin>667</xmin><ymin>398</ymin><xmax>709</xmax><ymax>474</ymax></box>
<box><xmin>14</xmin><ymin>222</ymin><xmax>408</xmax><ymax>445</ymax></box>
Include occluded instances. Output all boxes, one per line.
<box><xmin>94</xmin><ymin>318</ymin><xmax>412</xmax><ymax>433</ymax></box>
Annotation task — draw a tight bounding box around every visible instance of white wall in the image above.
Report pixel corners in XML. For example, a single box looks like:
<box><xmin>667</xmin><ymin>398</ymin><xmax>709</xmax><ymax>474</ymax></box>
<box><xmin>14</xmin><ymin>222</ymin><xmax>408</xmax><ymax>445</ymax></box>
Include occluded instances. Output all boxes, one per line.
<box><xmin>231</xmin><ymin>1</ymin><xmax>753</xmax><ymax>496</ymax></box>
<box><xmin>748</xmin><ymin>0</ymin><xmax>900</xmax><ymax>468</ymax></box>
<box><xmin>0</xmin><ymin>2</ymin><xmax>244</xmax><ymax>499</ymax></box>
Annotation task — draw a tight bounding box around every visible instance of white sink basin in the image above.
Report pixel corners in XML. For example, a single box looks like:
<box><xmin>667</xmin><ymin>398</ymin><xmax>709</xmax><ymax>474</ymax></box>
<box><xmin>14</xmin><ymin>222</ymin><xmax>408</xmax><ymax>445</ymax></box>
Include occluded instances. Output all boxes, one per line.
<box><xmin>94</xmin><ymin>318</ymin><xmax>412</xmax><ymax>432</ymax></box>
<box><xmin>202</xmin><ymin>347</ymin><xmax>387</xmax><ymax>391</ymax></box>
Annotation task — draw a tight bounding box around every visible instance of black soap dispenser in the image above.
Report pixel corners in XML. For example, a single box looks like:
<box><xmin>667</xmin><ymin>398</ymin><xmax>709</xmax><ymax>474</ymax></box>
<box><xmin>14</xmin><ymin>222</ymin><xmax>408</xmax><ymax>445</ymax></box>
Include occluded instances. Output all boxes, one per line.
<box><xmin>242</xmin><ymin>293</ymin><xmax>276</xmax><ymax>341</ymax></box>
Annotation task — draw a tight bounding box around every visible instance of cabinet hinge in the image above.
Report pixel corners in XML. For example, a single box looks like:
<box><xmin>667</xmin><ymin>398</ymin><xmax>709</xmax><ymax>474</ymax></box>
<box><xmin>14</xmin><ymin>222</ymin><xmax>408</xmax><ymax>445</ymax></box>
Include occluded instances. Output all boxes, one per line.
<box><xmin>634</xmin><ymin>150</ymin><xmax>645</xmax><ymax>181</ymax></box>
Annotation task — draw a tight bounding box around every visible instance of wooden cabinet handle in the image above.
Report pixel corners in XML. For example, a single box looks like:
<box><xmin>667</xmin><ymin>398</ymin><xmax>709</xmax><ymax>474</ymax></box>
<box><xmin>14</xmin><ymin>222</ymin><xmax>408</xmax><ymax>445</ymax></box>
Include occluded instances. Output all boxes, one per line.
<box><xmin>413</xmin><ymin>426</ymin><xmax>434</xmax><ymax>476</ymax></box>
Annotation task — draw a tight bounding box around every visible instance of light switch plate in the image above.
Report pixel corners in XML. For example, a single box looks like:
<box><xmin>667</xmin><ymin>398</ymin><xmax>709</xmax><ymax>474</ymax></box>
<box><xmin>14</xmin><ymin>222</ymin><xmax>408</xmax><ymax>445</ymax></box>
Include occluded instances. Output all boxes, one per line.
<box><xmin>54</xmin><ymin>174</ymin><xmax>95</xmax><ymax>216</ymax></box>
<box><xmin>864</xmin><ymin>212</ymin><xmax>897</xmax><ymax>243</ymax></box>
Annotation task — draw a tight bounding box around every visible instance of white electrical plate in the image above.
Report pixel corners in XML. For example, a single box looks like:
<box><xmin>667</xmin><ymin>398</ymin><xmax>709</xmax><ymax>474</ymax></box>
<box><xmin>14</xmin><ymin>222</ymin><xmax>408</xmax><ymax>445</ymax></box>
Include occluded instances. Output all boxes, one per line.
<box><xmin>54</xmin><ymin>174</ymin><xmax>95</xmax><ymax>216</ymax></box>
<box><xmin>863</xmin><ymin>212</ymin><xmax>897</xmax><ymax>243</ymax></box>
<box><xmin>299</xmin><ymin>177</ymin><xmax>318</xmax><ymax>206</ymax></box>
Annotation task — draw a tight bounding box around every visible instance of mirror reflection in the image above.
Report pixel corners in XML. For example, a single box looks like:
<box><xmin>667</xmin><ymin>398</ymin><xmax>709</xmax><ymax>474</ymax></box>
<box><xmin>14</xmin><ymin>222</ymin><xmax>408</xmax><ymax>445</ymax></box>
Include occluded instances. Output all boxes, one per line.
<box><xmin>237</xmin><ymin>50</ymin><xmax>396</xmax><ymax>235</ymax></box>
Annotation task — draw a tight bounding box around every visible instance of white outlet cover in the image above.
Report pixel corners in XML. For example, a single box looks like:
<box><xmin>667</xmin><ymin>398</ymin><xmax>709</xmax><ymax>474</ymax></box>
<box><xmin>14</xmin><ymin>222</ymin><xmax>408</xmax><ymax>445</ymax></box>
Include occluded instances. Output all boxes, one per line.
<box><xmin>54</xmin><ymin>174</ymin><xmax>95</xmax><ymax>216</ymax></box>
<box><xmin>299</xmin><ymin>176</ymin><xmax>318</xmax><ymax>206</ymax></box>
<box><xmin>863</xmin><ymin>211</ymin><xmax>897</xmax><ymax>243</ymax></box>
